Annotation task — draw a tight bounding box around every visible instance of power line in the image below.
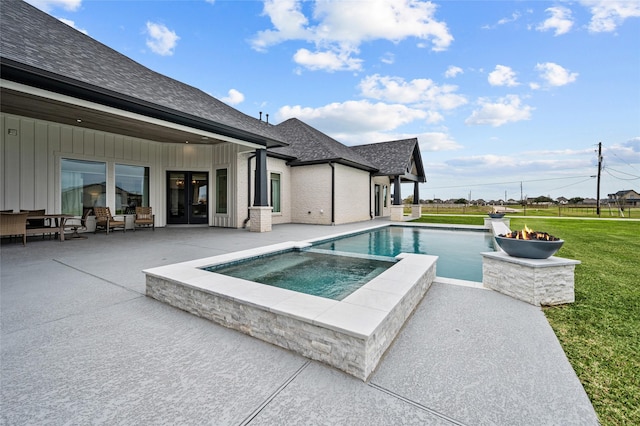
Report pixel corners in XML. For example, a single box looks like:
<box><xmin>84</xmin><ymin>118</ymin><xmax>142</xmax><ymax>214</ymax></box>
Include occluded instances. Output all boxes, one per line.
<box><xmin>604</xmin><ymin>168</ymin><xmax>640</xmax><ymax>181</ymax></box>
<box><xmin>607</xmin><ymin>149</ymin><xmax>640</xmax><ymax>172</ymax></box>
<box><xmin>544</xmin><ymin>177</ymin><xmax>595</xmax><ymax>193</ymax></box>
<box><xmin>604</xmin><ymin>166</ymin><xmax>640</xmax><ymax>179</ymax></box>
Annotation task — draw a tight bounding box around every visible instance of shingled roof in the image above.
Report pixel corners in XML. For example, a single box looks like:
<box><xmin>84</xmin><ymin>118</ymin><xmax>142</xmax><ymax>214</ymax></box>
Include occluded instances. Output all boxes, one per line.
<box><xmin>271</xmin><ymin>118</ymin><xmax>378</xmax><ymax>171</ymax></box>
<box><xmin>351</xmin><ymin>138</ymin><xmax>426</xmax><ymax>182</ymax></box>
<box><xmin>1</xmin><ymin>0</ymin><xmax>285</xmax><ymax>147</ymax></box>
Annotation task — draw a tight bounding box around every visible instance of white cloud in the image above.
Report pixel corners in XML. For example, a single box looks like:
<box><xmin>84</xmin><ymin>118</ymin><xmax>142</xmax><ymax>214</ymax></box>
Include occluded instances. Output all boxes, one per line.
<box><xmin>482</xmin><ymin>11</ymin><xmax>522</xmax><ymax>30</ymax></box>
<box><xmin>57</xmin><ymin>17</ymin><xmax>88</xmax><ymax>34</ymax></box>
<box><xmin>145</xmin><ymin>22</ymin><xmax>179</xmax><ymax>56</ymax></box>
<box><xmin>417</xmin><ymin>132</ymin><xmax>462</xmax><ymax>151</ymax></box>
<box><xmin>444</xmin><ymin>65</ymin><xmax>463</xmax><ymax>78</ymax></box>
<box><xmin>380</xmin><ymin>52</ymin><xmax>395</xmax><ymax>65</ymax></box>
<box><xmin>445</xmin><ymin>154</ymin><xmax>591</xmax><ymax>176</ymax></box>
<box><xmin>359</xmin><ymin>74</ymin><xmax>467</xmax><ymax>110</ymax></box>
<box><xmin>580</xmin><ymin>0</ymin><xmax>640</xmax><ymax>33</ymax></box>
<box><xmin>606</xmin><ymin>137</ymin><xmax>640</xmax><ymax>163</ymax></box>
<box><xmin>465</xmin><ymin>95</ymin><xmax>533</xmax><ymax>127</ymax></box>
<box><xmin>424</xmin><ymin>111</ymin><xmax>444</xmax><ymax>124</ymax></box>
<box><xmin>335</xmin><ymin>130</ymin><xmax>461</xmax><ymax>151</ymax></box>
<box><xmin>535</xmin><ymin>62</ymin><xmax>578</xmax><ymax>87</ymax></box>
<box><xmin>25</xmin><ymin>0</ymin><xmax>81</xmax><ymax>12</ymax></box>
<box><xmin>293</xmin><ymin>48</ymin><xmax>362</xmax><ymax>72</ymax></box>
<box><xmin>220</xmin><ymin>89</ymin><xmax>245</xmax><ymax>105</ymax></box>
<box><xmin>252</xmin><ymin>0</ymin><xmax>311</xmax><ymax>51</ymax></box>
<box><xmin>277</xmin><ymin>100</ymin><xmax>427</xmax><ymax>134</ymax></box>
<box><xmin>251</xmin><ymin>0</ymin><xmax>453</xmax><ymax>71</ymax></box>
<box><xmin>537</xmin><ymin>6</ymin><xmax>574</xmax><ymax>36</ymax></box>
<box><xmin>488</xmin><ymin>65</ymin><xmax>519</xmax><ymax>87</ymax></box>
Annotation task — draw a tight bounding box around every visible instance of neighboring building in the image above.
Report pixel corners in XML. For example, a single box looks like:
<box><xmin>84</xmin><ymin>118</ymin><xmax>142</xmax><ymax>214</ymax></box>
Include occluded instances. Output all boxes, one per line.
<box><xmin>608</xmin><ymin>190</ymin><xmax>640</xmax><ymax>206</ymax></box>
<box><xmin>556</xmin><ymin>197</ymin><xmax>568</xmax><ymax>205</ymax></box>
<box><xmin>582</xmin><ymin>198</ymin><xmax>597</xmax><ymax>205</ymax></box>
<box><xmin>1</xmin><ymin>0</ymin><xmax>425</xmax><ymax>231</ymax></box>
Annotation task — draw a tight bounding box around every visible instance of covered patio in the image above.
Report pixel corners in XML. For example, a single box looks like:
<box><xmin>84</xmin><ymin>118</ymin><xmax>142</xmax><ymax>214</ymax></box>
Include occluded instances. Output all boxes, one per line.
<box><xmin>1</xmin><ymin>221</ymin><xmax>597</xmax><ymax>425</ymax></box>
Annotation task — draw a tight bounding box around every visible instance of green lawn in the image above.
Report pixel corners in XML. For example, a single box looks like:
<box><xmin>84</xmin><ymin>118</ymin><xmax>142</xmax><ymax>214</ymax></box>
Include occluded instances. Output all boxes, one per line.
<box><xmin>414</xmin><ymin>204</ymin><xmax>637</xmax><ymax>219</ymax></box>
<box><xmin>411</xmin><ymin>215</ymin><xmax>640</xmax><ymax>425</ymax></box>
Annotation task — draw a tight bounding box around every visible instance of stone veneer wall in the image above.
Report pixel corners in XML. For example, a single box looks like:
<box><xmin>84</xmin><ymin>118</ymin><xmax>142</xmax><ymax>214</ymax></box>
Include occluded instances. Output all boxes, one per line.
<box><xmin>146</xmin><ymin>253</ymin><xmax>437</xmax><ymax>380</ymax></box>
<box><xmin>482</xmin><ymin>252</ymin><xmax>579</xmax><ymax>306</ymax></box>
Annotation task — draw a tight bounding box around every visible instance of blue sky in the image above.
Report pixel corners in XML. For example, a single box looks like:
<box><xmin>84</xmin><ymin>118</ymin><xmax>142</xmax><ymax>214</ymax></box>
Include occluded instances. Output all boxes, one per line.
<box><xmin>28</xmin><ymin>0</ymin><xmax>640</xmax><ymax>202</ymax></box>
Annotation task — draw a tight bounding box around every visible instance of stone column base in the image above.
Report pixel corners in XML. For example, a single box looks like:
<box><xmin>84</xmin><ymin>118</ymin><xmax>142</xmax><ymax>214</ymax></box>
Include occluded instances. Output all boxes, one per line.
<box><xmin>484</xmin><ymin>217</ymin><xmax>510</xmax><ymax>229</ymax></box>
<box><xmin>249</xmin><ymin>206</ymin><xmax>273</xmax><ymax>232</ymax></box>
<box><xmin>482</xmin><ymin>251</ymin><xmax>580</xmax><ymax>306</ymax></box>
<box><xmin>390</xmin><ymin>205</ymin><xmax>405</xmax><ymax>221</ymax></box>
<box><xmin>411</xmin><ymin>204</ymin><xmax>422</xmax><ymax>218</ymax></box>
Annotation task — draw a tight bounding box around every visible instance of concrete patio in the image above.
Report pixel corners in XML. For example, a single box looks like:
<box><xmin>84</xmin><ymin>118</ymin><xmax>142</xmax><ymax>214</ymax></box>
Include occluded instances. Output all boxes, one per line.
<box><xmin>1</xmin><ymin>220</ymin><xmax>599</xmax><ymax>425</ymax></box>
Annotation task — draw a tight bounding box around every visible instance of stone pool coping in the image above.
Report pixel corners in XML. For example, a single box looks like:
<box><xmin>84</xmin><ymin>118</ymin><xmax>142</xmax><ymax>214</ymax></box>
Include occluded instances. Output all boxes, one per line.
<box><xmin>144</xmin><ymin>240</ymin><xmax>437</xmax><ymax>380</ymax></box>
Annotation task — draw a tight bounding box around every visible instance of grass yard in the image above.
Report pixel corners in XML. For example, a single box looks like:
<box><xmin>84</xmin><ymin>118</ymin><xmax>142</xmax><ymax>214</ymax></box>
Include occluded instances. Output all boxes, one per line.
<box><xmin>414</xmin><ymin>204</ymin><xmax>637</xmax><ymax>218</ymax></box>
<box><xmin>412</xmin><ymin>215</ymin><xmax>640</xmax><ymax>425</ymax></box>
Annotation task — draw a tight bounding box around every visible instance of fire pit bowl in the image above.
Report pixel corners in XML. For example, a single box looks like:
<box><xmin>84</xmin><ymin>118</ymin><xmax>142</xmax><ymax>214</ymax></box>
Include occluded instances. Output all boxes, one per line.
<box><xmin>495</xmin><ymin>226</ymin><xmax>564</xmax><ymax>259</ymax></box>
<box><xmin>494</xmin><ymin>236</ymin><xmax>564</xmax><ymax>259</ymax></box>
<box><xmin>488</xmin><ymin>213</ymin><xmax>505</xmax><ymax>219</ymax></box>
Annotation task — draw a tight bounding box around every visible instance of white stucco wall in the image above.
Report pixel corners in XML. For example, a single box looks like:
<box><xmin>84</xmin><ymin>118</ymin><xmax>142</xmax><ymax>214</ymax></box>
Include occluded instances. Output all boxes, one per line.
<box><xmin>0</xmin><ymin>113</ymin><xmax>243</xmax><ymax>228</ymax></box>
<box><xmin>290</xmin><ymin>164</ymin><xmax>333</xmax><ymax>224</ymax></box>
<box><xmin>288</xmin><ymin>163</ymin><xmax>373</xmax><ymax>225</ymax></box>
<box><xmin>334</xmin><ymin>163</ymin><xmax>371</xmax><ymax>224</ymax></box>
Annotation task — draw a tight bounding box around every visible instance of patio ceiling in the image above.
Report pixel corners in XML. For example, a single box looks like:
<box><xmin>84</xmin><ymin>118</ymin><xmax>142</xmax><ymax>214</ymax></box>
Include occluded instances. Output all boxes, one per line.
<box><xmin>1</xmin><ymin>86</ymin><xmax>257</xmax><ymax>147</ymax></box>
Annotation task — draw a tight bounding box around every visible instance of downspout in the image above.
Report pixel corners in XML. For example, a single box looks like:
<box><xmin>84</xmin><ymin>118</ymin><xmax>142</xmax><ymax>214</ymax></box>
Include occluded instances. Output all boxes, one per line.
<box><xmin>242</xmin><ymin>153</ymin><xmax>256</xmax><ymax>228</ymax></box>
<box><xmin>329</xmin><ymin>162</ymin><xmax>335</xmax><ymax>225</ymax></box>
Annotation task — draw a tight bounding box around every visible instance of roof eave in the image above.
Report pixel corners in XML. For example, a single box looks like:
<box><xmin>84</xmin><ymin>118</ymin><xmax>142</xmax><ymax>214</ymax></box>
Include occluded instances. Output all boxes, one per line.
<box><xmin>1</xmin><ymin>58</ymin><xmax>287</xmax><ymax>148</ymax></box>
<box><xmin>288</xmin><ymin>157</ymin><xmax>378</xmax><ymax>172</ymax></box>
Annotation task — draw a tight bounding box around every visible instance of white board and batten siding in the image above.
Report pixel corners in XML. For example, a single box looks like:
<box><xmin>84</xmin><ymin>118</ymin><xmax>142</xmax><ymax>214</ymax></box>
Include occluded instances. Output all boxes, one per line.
<box><xmin>1</xmin><ymin>113</ymin><xmax>242</xmax><ymax>228</ymax></box>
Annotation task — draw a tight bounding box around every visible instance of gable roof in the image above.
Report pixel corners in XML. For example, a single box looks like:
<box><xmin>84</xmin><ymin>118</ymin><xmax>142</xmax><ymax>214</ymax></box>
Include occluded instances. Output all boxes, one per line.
<box><xmin>351</xmin><ymin>138</ymin><xmax>426</xmax><ymax>182</ymax></box>
<box><xmin>1</xmin><ymin>0</ymin><xmax>285</xmax><ymax>148</ymax></box>
<box><xmin>271</xmin><ymin>118</ymin><xmax>377</xmax><ymax>171</ymax></box>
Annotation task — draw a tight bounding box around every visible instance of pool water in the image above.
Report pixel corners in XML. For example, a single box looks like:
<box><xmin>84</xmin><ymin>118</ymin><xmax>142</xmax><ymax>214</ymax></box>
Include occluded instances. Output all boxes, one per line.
<box><xmin>205</xmin><ymin>250</ymin><xmax>393</xmax><ymax>301</ymax></box>
<box><xmin>312</xmin><ymin>226</ymin><xmax>493</xmax><ymax>282</ymax></box>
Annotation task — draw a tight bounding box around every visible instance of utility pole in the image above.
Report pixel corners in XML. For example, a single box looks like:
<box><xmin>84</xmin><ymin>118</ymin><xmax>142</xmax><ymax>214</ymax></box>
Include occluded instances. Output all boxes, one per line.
<box><xmin>596</xmin><ymin>142</ymin><xmax>602</xmax><ymax>217</ymax></box>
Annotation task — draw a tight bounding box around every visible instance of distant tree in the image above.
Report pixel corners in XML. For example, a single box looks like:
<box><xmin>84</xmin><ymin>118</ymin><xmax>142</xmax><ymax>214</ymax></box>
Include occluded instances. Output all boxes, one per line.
<box><xmin>569</xmin><ymin>197</ymin><xmax>584</xmax><ymax>204</ymax></box>
<box><xmin>454</xmin><ymin>198</ymin><xmax>467</xmax><ymax>204</ymax></box>
<box><xmin>533</xmin><ymin>196</ymin><xmax>553</xmax><ymax>204</ymax></box>
<box><xmin>404</xmin><ymin>195</ymin><xmax>413</xmax><ymax>204</ymax></box>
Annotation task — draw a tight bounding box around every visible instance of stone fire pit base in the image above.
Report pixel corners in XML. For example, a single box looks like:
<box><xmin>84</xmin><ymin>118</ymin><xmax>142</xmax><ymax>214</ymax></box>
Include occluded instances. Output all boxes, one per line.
<box><xmin>481</xmin><ymin>251</ymin><xmax>580</xmax><ymax>306</ymax></box>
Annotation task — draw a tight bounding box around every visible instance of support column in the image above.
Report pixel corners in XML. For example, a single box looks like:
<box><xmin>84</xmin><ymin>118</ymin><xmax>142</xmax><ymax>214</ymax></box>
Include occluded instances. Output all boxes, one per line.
<box><xmin>391</xmin><ymin>176</ymin><xmax>404</xmax><ymax>221</ymax></box>
<box><xmin>253</xmin><ymin>149</ymin><xmax>268</xmax><ymax>207</ymax></box>
<box><xmin>250</xmin><ymin>149</ymin><xmax>272</xmax><ymax>232</ymax></box>
<box><xmin>393</xmin><ymin>176</ymin><xmax>401</xmax><ymax>205</ymax></box>
<box><xmin>411</xmin><ymin>181</ymin><xmax>421</xmax><ymax>218</ymax></box>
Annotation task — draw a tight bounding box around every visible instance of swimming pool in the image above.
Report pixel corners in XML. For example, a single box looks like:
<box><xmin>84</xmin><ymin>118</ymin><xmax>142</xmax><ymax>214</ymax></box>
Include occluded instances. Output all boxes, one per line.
<box><xmin>312</xmin><ymin>225</ymin><xmax>494</xmax><ymax>282</ymax></box>
<box><xmin>205</xmin><ymin>250</ymin><xmax>394</xmax><ymax>300</ymax></box>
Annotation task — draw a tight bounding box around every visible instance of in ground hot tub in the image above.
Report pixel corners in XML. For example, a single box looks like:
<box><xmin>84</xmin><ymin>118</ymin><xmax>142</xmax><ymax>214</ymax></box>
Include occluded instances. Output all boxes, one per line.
<box><xmin>144</xmin><ymin>241</ymin><xmax>437</xmax><ymax>380</ymax></box>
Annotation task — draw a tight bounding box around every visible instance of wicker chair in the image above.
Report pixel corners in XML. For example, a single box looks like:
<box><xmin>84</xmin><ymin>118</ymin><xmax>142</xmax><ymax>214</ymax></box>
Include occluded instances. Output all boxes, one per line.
<box><xmin>134</xmin><ymin>207</ymin><xmax>155</xmax><ymax>231</ymax></box>
<box><xmin>0</xmin><ymin>212</ymin><xmax>28</xmax><ymax>245</ymax></box>
<box><xmin>93</xmin><ymin>207</ymin><xmax>126</xmax><ymax>234</ymax></box>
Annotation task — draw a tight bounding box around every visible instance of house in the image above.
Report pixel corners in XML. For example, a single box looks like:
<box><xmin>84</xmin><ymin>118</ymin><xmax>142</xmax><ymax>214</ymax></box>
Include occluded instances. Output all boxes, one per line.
<box><xmin>1</xmin><ymin>0</ymin><xmax>425</xmax><ymax>232</ymax></box>
<box><xmin>556</xmin><ymin>197</ymin><xmax>568</xmax><ymax>205</ymax></box>
<box><xmin>608</xmin><ymin>190</ymin><xmax>640</xmax><ymax>206</ymax></box>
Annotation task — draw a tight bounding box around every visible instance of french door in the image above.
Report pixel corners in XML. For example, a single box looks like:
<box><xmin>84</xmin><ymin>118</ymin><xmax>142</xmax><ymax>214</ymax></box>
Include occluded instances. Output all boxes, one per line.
<box><xmin>167</xmin><ymin>171</ymin><xmax>209</xmax><ymax>224</ymax></box>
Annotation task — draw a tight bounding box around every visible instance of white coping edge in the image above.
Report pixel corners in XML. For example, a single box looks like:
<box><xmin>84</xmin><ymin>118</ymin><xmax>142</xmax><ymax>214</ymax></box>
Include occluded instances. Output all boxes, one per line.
<box><xmin>481</xmin><ymin>251</ymin><xmax>581</xmax><ymax>267</ymax></box>
<box><xmin>433</xmin><ymin>276</ymin><xmax>489</xmax><ymax>290</ymax></box>
<box><xmin>144</xmin><ymin>241</ymin><xmax>438</xmax><ymax>339</ymax></box>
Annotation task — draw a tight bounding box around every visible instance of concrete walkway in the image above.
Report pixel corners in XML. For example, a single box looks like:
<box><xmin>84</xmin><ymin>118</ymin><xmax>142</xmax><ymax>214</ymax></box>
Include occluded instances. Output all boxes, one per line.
<box><xmin>1</xmin><ymin>220</ymin><xmax>599</xmax><ymax>425</ymax></box>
